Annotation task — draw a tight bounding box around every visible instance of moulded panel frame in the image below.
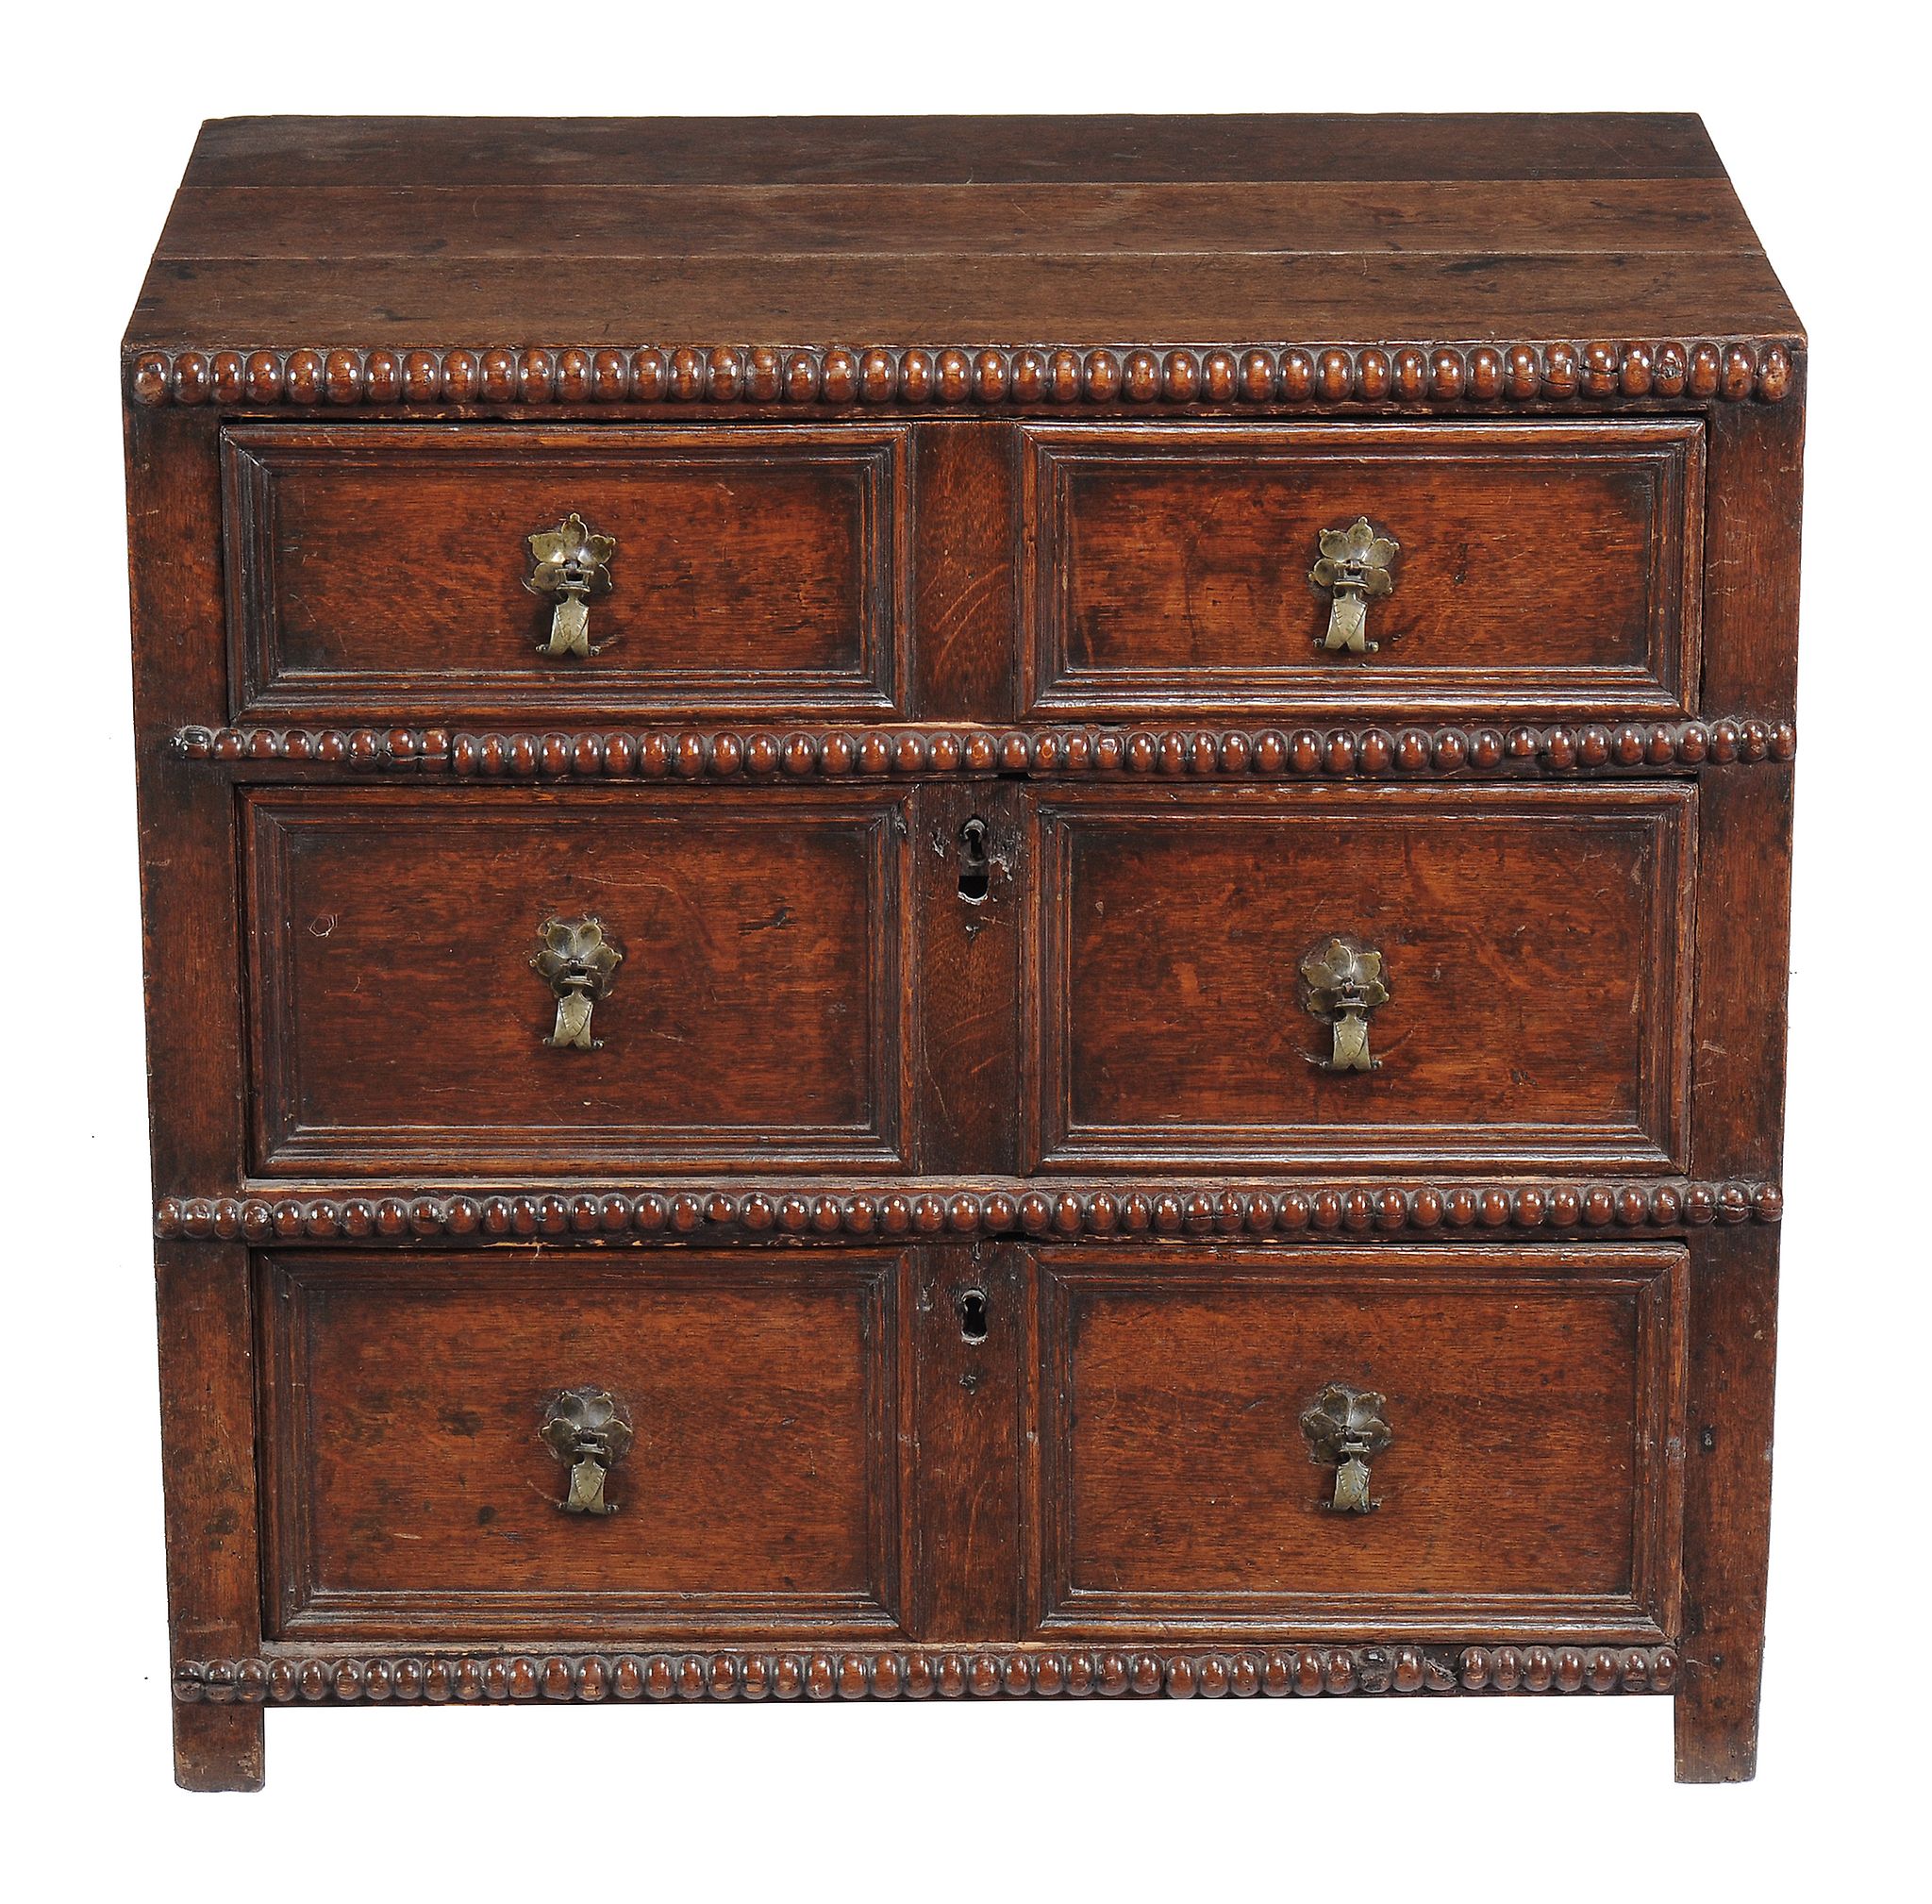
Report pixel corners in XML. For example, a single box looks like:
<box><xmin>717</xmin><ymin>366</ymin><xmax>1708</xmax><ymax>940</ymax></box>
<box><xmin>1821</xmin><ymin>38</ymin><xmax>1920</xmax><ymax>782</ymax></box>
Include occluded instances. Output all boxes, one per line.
<box><xmin>1023</xmin><ymin>1242</ymin><xmax>1688</xmax><ymax>1644</ymax></box>
<box><xmin>242</xmin><ymin>782</ymin><xmax>916</xmax><ymax>1177</ymax></box>
<box><xmin>1021</xmin><ymin>779</ymin><xmax>1698</xmax><ymax>1176</ymax></box>
<box><xmin>1017</xmin><ymin>418</ymin><xmax>1706</xmax><ymax>719</ymax></box>
<box><xmin>258</xmin><ymin>1249</ymin><xmax>916</xmax><ymax>1642</ymax></box>
<box><xmin>222</xmin><ymin>421</ymin><xmax>915</xmax><ymax>722</ymax></box>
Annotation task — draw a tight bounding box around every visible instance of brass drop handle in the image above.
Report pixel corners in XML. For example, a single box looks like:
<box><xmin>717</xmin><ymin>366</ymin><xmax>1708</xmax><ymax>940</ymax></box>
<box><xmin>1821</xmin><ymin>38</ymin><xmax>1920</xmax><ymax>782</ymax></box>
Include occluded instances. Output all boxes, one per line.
<box><xmin>1300</xmin><ymin>935</ymin><xmax>1389</xmax><ymax>1072</ymax></box>
<box><xmin>525</xmin><ymin>511</ymin><xmax>616</xmax><ymax>658</ymax></box>
<box><xmin>1309</xmin><ymin>516</ymin><xmax>1399</xmax><ymax>654</ymax></box>
<box><xmin>541</xmin><ymin>1387</ymin><xmax>632</xmax><ymax>1515</ymax></box>
<box><xmin>1301</xmin><ymin>1383</ymin><xmax>1392</xmax><ymax>1514</ymax></box>
<box><xmin>531</xmin><ymin>915</ymin><xmax>622</xmax><ymax>1050</ymax></box>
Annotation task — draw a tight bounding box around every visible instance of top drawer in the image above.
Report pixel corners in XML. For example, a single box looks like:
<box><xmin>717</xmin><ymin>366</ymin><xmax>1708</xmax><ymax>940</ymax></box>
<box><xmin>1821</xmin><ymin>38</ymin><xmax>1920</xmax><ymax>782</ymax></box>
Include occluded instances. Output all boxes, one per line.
<box><xmin>222</xmin><ymin>424</ymin><xmax>909</xmax><ymax>721</ymax></box>
<box><xmin>1020</xmin><ymin>420</ymin><xmax>1704</xmax><ymax>718</ymax></box>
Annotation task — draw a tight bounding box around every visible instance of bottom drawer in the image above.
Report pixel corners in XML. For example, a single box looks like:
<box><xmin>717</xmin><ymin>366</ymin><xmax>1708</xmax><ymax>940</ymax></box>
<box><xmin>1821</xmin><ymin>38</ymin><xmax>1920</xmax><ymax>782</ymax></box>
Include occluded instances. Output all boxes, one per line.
<box><xmin>258</xmin><ymin>1250</ymin><xmax>909</xmax><ymax>1640</ymax></box>
<box><xmin>1027</xmin><ymin>1244</ymin><xmax>1685</xmax><ymax>1640</ymax></box>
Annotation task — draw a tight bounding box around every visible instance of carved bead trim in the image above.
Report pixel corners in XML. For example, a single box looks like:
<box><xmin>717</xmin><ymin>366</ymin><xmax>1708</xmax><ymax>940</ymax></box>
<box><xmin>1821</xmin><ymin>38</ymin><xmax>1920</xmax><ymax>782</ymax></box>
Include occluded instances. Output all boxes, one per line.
<box><xmin>156</xmin><ymin>1179</ymin><xmax>1782</xmax><ymax>1243</ymax></box>
<box><xmin>173</xmin><ymin>718</ymin><xmax>1795</xmax><ymax>779</ymax></box>
<box><xmin>175</xmin><ymin>1643</ymin><xmax>1677</xmax><ymax>1705</ymax></box>
<box><xmin>128</xmin><ymin>341</ymin><xmax>1797</xmax><ymax>410</ymax></box>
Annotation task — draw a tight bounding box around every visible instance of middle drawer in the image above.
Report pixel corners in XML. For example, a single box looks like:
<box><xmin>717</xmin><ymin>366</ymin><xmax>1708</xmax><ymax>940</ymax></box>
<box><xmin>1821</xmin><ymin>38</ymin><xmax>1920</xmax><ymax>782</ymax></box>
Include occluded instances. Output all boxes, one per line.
<box><xmin>1023</xmin><ymin>781</ymin><xmax>1694</xmax><ymax>1175</ymax></box>
<box><xmin>242</xmin><ymin>786</ymin><xmax>913</xmax><ymax>1176</ymax></box>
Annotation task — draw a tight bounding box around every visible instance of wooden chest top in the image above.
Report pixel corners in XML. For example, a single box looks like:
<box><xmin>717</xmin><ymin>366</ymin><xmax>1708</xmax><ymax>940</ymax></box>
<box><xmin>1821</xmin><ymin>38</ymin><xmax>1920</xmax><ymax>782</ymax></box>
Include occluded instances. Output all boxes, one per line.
<box><xmin>127</xmin><ymin>112</ymin><xmax>1802</xmax><ymax>358</ymax></box>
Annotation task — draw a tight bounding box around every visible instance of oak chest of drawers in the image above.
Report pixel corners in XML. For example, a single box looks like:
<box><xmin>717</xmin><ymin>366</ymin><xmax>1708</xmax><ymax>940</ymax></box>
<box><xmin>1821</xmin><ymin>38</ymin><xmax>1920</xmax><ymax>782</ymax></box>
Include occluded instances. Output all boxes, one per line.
<box><xmin>125</xmin><ymin>112</ymin><xmax>1803</xmax><ymax>1790</ymax></box>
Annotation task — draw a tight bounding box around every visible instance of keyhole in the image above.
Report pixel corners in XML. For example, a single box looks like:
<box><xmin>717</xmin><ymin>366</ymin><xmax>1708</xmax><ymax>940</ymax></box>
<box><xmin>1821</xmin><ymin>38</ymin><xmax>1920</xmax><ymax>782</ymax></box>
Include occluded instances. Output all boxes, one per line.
<box><xmin>957</xmin><ymin>816</ymin><xmax>991</xmax><ymax>904</ymax></box>
<box><xmin>956</xmin><ymin>1286</ymin><xmax>990</xmax><ymax>1344</ymax></box>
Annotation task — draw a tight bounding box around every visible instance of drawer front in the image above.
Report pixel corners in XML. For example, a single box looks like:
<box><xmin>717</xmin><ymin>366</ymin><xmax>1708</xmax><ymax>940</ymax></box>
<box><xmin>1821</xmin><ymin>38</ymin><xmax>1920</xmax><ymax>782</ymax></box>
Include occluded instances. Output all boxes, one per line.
<box><xmin>260</xmin><ymin>1251</ymin><xmax>908</xmax><ymax>1639</ymax></box>
<box><xmin>1021</xmin><ymin>421</ymin><xmax>1704</xmax><ymax>716</ymax></box>
<box><xmin>244</xmin><ymin>787</ymin><xmax>910</xmax><ymax>1175</ymax></box>
<box><xmin>1024</xmin><ymin>782</ymin><xmax>1692</xmax><ymax>1173</ymax></box>
<box><xmin>223</xmin><ymin>424</ymin><xmax>909</xmax><ymax>719</ymax></box>
<box><xmin>1027</xmin><ymin>1245</ymin><xmax>1685</xmax><ymax>1640</ymax></box>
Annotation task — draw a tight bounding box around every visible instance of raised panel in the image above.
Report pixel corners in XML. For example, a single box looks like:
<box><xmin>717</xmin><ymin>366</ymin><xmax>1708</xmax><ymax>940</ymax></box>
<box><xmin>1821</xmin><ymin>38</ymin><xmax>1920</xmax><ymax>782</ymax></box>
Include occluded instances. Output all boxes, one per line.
<box><xmin>260</xmin><ymin>1251</ymin><xmax>909</xmax><ymax>1639</ymax></box>
<box><xmin>1026</xmin><ymin>1244</ymin><xmax>1685</xmax><ymax>1640</ymax></box>
<box><xmin>1020</xmin><ymin>420</ymin><xmax>1704</xmax><ymax>717</ymax></box>
<box><xmin>1024</xmin><ymin>782</ymin><xmax>1694</xmax><ymax>1173</ymax></box>
<box><xmin>244</xmin><ymin>786</ymin><xmax>911</xmax><ymax>1175</ymax></box>
<box><xmin>224</xmin><ymin>424</ymin><xmax>910</xmax><ymax>719</ymax></box>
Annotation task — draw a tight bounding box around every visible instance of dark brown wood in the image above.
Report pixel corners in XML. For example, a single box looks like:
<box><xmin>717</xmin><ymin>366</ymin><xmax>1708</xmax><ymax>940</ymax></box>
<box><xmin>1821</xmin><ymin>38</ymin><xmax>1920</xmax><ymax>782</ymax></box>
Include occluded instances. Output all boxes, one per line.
<box><xmin>128</xmin><ymin>116</ymin><xmax>1797</xmax><ymax>351</ymax></box>
<box><xmin>1024</xmin><ymin>783</ymin><xmax>1693</xmax><ymax>1173</ymax></box>
<box><xmin>258</xmin><ymin>1250</ymin><xmax>908</xmax><ymax>1638</ymax></box>
<box><xmin>128</xmin><ymin>249</ymin><xmax>1805</xmax><ymax>354</ymax></box>
<box><xmin>126</xmin><ymin>114</ymin><xmax>1803</xmax><ymax>1790</ymax></box>
<box><xmin>127</xmin><ymin>399</ymin><xmax>265</xmax><ymax>1791</ymax></box>
<box><xmin>909</xmin><ymin>422</ymin><xmax>1016</xmax><ymax>722</ymax></box>
<box><xmin>1672</xmin><ymin>377</ymin><xmax>1803</xmax><ymax>1784</ymax></box>
<box><xmin>156</xmin><ymin>1177</ymin><xmax>1781</xmax><ymax>1243</ymax></box>
<box><xmin>174</xmin><ymin>113</ymin><xmax>1739</xmax><ymax>189</ymax></box>
<box><xmin>158</xmin><ymin>1242</ymin><xmax>264</xmax><ymax>1792</ymax></box>
<box><xmin>158</xmin><ymin>178</ymin><xmax>1763</xmax><ymax>265</ymax></box>
<box><xmin>1701</xmin><ymin>388</ymin><xmax>1806</xmax><ymax>723</ymax></box>
<box><xmin>174</xmin><ymin>1640</ymin><xmax>1684</xmax><ymax>1703</ymax></box>
<box><xmin>909</xmin><ymin>1245</ymin><xmax>1024</xmax><ymax>1639</ymax></box>
<box><xmin>1026</xmin><ymin>1244</ymin><xmax>1685</xmax><ymax>1640</ymax></box>
<box><xmin>1022</xmin><ymin>421</ymin><xmax>1704</xmax><ymax>718</ymax></box>
<box><xmin>224</xmin><ymin>424</ymin><xmax>910</xmax><ymax>720</ymax></box>
<box><xmin>242</xmin><ymin>785</ymin><xmax>912</xmax><ymax>1175</ymax></box>
<box><xmin>172</xmin><ymin>714</ymin><xmax>1797</xmax><ymax>781</ymax></box>
<box><xmin>911</xmin><ymin>780</ymin><xmax>1023</xmax><ymax>1174</ymax></box>
<box><xmin>1675</xmin><ymin>1226</ymin><xmax>1779</xmax><ymax>1781</ymax></box>
<box><xmin>131</xmin><ymin>338</ymin><xmax>1798</xmax><ymax>414</ymax></box>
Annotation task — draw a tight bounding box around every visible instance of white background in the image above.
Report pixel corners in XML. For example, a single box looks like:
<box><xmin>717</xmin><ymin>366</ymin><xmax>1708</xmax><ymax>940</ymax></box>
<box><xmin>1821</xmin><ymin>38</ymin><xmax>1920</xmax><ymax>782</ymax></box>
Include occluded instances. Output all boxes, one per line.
<box><xmin>3</xmin><ymin>3</ymin><xmax>1925</xmax><ymax>1894</ymax></box>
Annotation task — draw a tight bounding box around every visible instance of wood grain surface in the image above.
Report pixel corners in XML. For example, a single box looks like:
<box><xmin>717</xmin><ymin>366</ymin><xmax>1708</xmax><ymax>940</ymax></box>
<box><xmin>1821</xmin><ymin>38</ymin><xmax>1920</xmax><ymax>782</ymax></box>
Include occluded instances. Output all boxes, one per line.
<box><xmin>244</xmin><ymin>787</ymin><xmax>912</xmax><ymax>1175</ymax></box>
<box><xmin>224</xmin><ymin>424</ymin><xmax>908</xmax><ymax>720</ymax></box>
<box><xmin>127</xmin><ymin>115</ymin><xmax>1798</xmax><ymax>349</ymax></box>
<box><xmin>259</xmin><ymin>1251</ymin><xmax>908</xmax><ymax>1639</ymax></box>
<box><xmin>1026</xmin><ymin>1244</ymin><xmax>1685</xmax><ymax>1640</ymax></box>
<box><xmin>1023</xmin><ymin>421</ymin><xmax>1703</xmax><ymax>717</ymax></box>
<box><xmin>1025</xmin><ymin>782</ymin><xmax>1693</xmax><ymax>1173</ymax></box>
<box><xmin>125</xmin><ymin>113</ymin><xmax>1802</xmax><ymax>1788</ymax></box>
